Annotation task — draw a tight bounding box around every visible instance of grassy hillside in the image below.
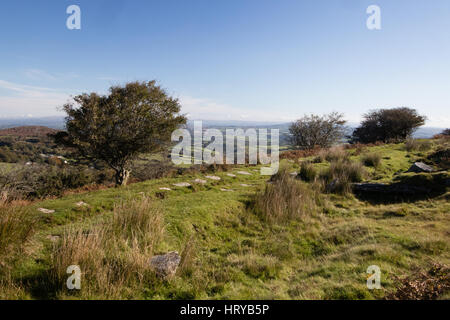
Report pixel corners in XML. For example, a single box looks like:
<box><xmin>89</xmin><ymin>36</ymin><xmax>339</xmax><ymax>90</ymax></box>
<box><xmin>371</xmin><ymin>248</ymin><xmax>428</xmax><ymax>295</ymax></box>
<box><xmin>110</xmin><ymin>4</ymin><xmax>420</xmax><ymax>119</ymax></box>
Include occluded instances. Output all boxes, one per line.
<box><xmin>0</xmin><ymin>139</ymin><xmax>449</xmax><ymax>299</ymax></box>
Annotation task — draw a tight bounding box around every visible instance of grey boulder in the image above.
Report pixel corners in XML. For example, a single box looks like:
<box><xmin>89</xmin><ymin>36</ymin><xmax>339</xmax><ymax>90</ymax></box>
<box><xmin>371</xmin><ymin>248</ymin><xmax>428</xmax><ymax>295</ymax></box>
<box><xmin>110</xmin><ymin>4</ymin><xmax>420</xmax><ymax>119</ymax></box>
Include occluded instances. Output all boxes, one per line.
<box><xmin>407</xmin><ymin>162</ymin><xmax>434</xmax><ymax>173</ymax></box>
<box><xmin>149</xmin><ymin>251</ymin><xmax>181</xmax><ymax>278</ymax></box>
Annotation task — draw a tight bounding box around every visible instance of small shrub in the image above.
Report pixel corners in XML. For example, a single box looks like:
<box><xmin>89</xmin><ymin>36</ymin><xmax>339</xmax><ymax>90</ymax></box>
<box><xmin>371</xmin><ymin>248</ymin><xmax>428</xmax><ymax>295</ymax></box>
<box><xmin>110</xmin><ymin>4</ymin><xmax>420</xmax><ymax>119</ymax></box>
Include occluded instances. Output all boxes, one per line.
<box><xmin>0</xmin><ymin>165</ymin><xmax>109</xmax><ymax>201</ymax></box>
<box><xmin>361</xmin><ymin>153</ymin><xmax>381</xmax><ymax>168</ymax></box>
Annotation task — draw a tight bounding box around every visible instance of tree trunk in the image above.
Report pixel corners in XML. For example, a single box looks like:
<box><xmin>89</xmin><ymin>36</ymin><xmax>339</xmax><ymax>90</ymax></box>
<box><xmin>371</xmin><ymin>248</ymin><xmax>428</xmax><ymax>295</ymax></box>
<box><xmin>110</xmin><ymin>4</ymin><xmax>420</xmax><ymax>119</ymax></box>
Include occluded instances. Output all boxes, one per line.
<box><xmin>115</xmin><ymin>168</ymin><xmax>130</xmax><ymax>186</ymax></box>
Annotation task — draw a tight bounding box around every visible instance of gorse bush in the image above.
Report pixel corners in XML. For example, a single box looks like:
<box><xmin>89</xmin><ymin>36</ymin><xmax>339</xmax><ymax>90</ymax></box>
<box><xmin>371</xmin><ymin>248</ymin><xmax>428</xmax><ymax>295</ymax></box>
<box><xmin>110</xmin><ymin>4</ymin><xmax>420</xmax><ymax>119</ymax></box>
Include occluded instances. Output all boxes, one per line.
<box><xmin>254</xmin><ymin>168</ymin><xmax>319</xmax><ymax>223</ymax></box>
<box><xmin>51</xmin><ymin>197</ymin><xmax>165</xmax><ymax>298</ymax></box>
<box><xmin>361</xmin><ymin>153</ymin><xmax>381</xmax><ymax>168</ymax></box>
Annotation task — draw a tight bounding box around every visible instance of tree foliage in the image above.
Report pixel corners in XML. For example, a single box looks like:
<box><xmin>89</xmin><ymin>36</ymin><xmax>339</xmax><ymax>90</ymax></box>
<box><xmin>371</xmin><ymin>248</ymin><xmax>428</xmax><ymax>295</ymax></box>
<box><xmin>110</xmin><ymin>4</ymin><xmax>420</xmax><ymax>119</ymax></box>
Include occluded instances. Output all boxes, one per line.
<box><xmin>53</xmin><ymin>81</ymin><xmax>186</xmax><ymax>186</ymax></box>
<box><xmin>289</xmin><ymin>112</ymin><xmax>347</xmax><ymax>149</ymax></box>
<box><xmin>351</xmin><ymin>107</ymin><xmax>426</xmax><ymax>144</ymax></box>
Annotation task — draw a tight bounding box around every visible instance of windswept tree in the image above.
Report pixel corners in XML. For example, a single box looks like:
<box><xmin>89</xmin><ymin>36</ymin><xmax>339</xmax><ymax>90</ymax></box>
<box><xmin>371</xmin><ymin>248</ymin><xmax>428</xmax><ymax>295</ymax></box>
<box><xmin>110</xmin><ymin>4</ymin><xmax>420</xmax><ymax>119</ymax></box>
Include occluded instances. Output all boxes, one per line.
<box><xmin>351</xmin><ymin>107</ymin><xmax>426</xmax><ymax>144</ymax></box>
<box><xmin>53</xmin><ymin>81</ymin><xmax>186</xmax><ymax>186</ymax></box>
<box><xmin>289</xmin><ymin>112</ymin><xmax>347</xmax><ymax>149</ymax></box>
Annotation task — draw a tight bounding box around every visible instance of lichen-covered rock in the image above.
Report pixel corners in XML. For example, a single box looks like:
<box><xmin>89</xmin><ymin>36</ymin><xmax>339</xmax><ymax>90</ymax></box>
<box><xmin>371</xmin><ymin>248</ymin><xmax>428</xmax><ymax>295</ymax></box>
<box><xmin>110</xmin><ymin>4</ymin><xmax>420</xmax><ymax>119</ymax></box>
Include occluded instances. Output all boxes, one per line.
<box><xmin>149</xmin><ymin>251</ymin><xmax>181</xmax><ymax>278</ymax></box>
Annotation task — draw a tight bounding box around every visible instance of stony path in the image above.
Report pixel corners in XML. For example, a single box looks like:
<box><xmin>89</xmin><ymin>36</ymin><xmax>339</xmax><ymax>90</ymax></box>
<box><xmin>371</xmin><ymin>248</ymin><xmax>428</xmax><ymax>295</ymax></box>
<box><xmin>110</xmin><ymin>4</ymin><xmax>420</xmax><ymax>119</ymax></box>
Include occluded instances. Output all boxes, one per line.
<box><xmin>155</xmin><ymin>168</ymin><xmax>263</xmax><ymax>195</ymax></box>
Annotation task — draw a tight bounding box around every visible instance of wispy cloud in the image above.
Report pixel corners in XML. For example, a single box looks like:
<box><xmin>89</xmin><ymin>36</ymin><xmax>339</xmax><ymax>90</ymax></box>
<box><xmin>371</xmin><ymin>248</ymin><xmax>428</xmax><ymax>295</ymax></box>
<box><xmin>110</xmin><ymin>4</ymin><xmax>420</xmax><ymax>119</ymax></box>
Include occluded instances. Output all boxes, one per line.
<box><xmin>24</xmin><ymin>69</ymin><xmax>57</xmax><ymax>81</ymax></box>
<box><xmin>24</xmin><ymin>69</ymin><xmax>79</xmax><ymax>81</ymax></box>
<box><xmin>179</xmin><ymin>95</ymin><xmax>296</xmax><ymax>122</ymax></box>
<box><xmin>0</xmin><ymin>80</ymin><xmax>71</xmax><ymax>117</ymax></box>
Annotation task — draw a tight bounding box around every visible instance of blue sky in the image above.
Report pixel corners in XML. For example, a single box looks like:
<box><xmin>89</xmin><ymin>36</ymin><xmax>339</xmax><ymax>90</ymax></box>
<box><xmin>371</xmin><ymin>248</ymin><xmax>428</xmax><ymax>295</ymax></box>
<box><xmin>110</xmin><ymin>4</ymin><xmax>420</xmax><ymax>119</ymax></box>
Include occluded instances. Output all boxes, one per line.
<box><xmin>0</xmin><ymin>0</ymin><xmax>449</xmax><ymax>126</ymax></box>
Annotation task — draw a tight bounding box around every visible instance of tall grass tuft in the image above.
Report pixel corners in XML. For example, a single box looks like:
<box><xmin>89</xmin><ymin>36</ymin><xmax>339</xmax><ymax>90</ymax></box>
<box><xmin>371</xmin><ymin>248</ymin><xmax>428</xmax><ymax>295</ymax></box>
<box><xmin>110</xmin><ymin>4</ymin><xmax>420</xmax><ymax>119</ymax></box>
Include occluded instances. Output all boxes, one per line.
<box><xmin>50</xmin><ymin>197</ymin><xmax>165</xmax><ymax>298</ymax></box>
<box><xmin>315</xmin><ymin>146</ymin><xmax>349</xmax><ymax>163</ymax></box>
<box><xmin>0</xmin><ymin>205</ymin><xmax>36</xmax><ymax>262</ymax></box>
<box><xmin>298</xmin><ymin>162</ymin><xmax>318</xmax><ymax>182</ymax></box>
<box><xmin>361</xmin><ymin>153</ymin><xmax>381</xmax><ymax>168</ymax></box>
<box><xmin>405</xmin><ymin>139</ymin><xmax>433</xmax><ymax>152</ymax></box>
<box><xmin>320</xmin><ymin>160</ymin><xmax>366</xmax><ymax>195</ymax></box>
<box><xmin>254</xmin><ymin>168</ymin><xmax>319</xmax><ymax>223</ymax></box>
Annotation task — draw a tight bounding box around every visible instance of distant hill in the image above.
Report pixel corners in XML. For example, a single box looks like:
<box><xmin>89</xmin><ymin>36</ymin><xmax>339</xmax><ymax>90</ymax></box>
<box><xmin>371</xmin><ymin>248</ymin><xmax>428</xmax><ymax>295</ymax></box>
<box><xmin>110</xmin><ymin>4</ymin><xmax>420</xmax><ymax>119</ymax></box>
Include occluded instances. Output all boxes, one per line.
<box><xmin>0</xmin><ymin>117</ymin><xmax>444</xmax><ymax>139</ymax></box>
<box><xmin>0</xmin><ymin>116</ymin><xmax>65</xmax><ymax>130</ymax></box>
<box><xmin>0</xmin><ymin>126</ymin><xmax>57</xmax><ymax>139</ymax></box>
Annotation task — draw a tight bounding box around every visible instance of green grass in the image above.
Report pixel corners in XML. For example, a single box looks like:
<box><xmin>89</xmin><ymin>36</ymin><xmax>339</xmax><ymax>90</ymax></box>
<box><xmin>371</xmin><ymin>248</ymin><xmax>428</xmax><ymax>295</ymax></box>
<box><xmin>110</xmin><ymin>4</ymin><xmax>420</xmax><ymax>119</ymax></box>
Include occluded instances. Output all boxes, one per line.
<box><xmin>1</xmin><ymin>142</ymin><xmax>449</xmax><ymax>299</ymax></box>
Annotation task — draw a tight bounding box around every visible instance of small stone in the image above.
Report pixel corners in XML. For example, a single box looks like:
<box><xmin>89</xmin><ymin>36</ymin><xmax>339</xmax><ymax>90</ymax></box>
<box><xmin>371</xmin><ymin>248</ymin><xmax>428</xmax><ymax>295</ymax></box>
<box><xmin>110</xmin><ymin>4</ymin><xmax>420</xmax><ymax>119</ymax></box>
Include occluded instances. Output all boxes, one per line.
<box><xmin>220</xmin><ymin>188</ymin><xmax>233</xmax><ymax>192</ymax></box>
<box><xmin>205</xmin><ymin>175</ymin><xmax>221</xmax><ymax>181</ymax></box>
<box><xmin>38</xmin><ymin>208</ymin><xmax>55</xmax><ymax>214</ymax></box>
<box><xmin>46</xmin><ymin>235</ymin><xmax>60</xmax><ymax>243</ymax></box>
<box><xmin>237</xmin><ymin>171</ymin><xmax>251</xmax><ymax>175</ymax></box>
<box><xmin>149</xmin><ymin>251</ymin><xmax>181</xmax><ymax>278</ymax></box>
<box><xmin>159</xmin><ymin>187</ymin><xmax>172</xmax><ymax>191</ymax></box>
<box><xmin>193</xmin><ymin>179</ymin><xmax>207</xmax><ymax>184</ymax></box>
<box><xmin>240</xmin><ymin>184</ymin><xmax>251</xmax><ymax>187</ymax></box>
<box><xmin>173</xmin><ymin>182</ymin><xmax>191</xmax><ymax>187</ymax></box>
<box><xmin>76</xmin><ymin>201</ymin><xmax>88</xmax><ymax>207</ymax></box>
<box><xmin>226</xmin><ymin>173</ymin><xmax>237</xmax><ymax>177</ymax></box>
<box><xmin>290</xmin><ymin>172</ymin><xmax>298</xmax><ymax>177</ymax></box>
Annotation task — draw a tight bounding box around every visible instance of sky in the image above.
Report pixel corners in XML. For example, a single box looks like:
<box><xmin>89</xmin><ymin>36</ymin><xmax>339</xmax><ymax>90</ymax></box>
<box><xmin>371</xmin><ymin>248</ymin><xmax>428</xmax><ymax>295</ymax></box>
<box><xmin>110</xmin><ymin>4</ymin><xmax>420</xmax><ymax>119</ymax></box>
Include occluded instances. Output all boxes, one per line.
<box><xmin>0</xmin><ymin>0</ymin><xmax>449</xmax><ymax>127</ymax></box>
